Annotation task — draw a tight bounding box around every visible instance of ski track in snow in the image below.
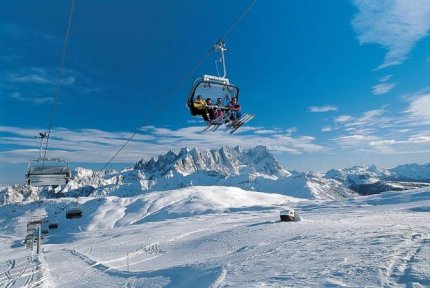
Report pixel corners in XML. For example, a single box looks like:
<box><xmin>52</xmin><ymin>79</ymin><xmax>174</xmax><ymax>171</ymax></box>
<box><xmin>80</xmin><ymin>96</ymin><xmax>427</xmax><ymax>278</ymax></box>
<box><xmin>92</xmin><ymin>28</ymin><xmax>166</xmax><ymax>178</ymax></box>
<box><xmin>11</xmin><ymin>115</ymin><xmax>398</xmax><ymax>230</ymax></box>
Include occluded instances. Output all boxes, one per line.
<box><xmin>0</xmin><ymin>256</ymin><xmax>44</xmax><ymax>288</ymax></box>
<box><xmin>0</xmin><ymin>186</ymin><xmax>429</xmax><ymax>287</ymax></box>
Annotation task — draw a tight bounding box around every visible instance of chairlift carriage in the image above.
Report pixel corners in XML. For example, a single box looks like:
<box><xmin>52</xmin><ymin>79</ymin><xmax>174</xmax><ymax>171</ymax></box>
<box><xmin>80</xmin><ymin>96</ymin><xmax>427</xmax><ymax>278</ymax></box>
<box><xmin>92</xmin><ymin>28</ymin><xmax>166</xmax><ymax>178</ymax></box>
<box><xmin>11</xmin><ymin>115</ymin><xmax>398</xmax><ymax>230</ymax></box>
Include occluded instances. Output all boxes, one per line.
<box><xmin>25</xmin><ymin>132</ymin><xmax>71</xmax><ymax>187</ymax></box>
<box><xmin>186</xmin><ymin>41</ymin><xmax>254</xmax><ymax>133</ymax></box>
<box><xmin>66</xmin><ymin>204</ymin><xmax>82</xmax><ymax>219</ymax></box>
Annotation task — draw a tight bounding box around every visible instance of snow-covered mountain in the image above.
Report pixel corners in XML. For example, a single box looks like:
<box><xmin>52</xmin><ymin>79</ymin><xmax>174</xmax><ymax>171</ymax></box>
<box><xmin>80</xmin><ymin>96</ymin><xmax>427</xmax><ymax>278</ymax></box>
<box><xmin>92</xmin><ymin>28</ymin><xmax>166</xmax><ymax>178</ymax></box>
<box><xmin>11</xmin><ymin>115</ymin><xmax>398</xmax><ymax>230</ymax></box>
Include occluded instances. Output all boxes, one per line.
<box><xmin>0</xmin><ymin>146</ymin><xmax>357</xmax><ymax>204</ymax></box>
<box><xmin>1</xmin><ymin>147</ymin><xmax>430</xmax><ymax>287</ymax></box>
<box><xmin>2</xmin><ymin>146</ymin><xmax>429</xmax><ymax>204</ymax></box>
<box><xmin>390</xmin><ymin>163</ymin><xmax>430</xmax><ymax>181</ymax></box>
<box><xmin>325</xmin><ymin>164</ymin><xmax>430</xmax><ymax>195</ymax></box>
<box><xmin>59</xmin><ymin>146</ymin><xmax>355</xmax><ymax>200</ymax></box>
<box><xmin>134</xmin><ymin>146</ymin><xmax>290</xmax><ymax>178</ymax></box>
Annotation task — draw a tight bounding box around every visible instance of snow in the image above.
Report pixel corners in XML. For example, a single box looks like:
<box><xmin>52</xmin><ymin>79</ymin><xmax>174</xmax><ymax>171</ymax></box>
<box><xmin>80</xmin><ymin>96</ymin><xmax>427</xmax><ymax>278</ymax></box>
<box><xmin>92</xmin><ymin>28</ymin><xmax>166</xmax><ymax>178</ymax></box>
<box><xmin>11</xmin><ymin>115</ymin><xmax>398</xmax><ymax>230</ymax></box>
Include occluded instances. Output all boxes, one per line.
<box><xmin>391</xmin><ymin>163</ymin><xmax>430</xmax><ymax>180</ymax></box>
<box><xmin>0</xmin><ymin>186</ymin><xmax>429</xmax><ymax>287</ymax></box>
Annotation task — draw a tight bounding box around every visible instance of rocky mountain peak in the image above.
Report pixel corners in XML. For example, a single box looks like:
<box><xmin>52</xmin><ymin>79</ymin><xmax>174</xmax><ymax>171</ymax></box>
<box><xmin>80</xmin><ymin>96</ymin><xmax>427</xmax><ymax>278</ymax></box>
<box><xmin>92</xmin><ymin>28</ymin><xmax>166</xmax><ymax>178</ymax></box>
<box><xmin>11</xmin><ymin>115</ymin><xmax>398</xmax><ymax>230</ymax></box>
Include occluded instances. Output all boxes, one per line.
<box><xmin>133</xmin><ymin>146</ymin><xmax>288</xmax><ymax>178</ymax></box>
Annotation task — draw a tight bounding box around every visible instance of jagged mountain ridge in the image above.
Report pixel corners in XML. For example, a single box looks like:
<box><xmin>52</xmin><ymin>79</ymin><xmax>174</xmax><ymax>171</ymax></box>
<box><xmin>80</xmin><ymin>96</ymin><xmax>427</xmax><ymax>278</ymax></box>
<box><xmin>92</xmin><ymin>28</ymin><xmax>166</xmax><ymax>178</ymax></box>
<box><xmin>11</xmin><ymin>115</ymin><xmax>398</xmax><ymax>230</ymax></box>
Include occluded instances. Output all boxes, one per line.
<box><xmin>134</xmin><ymin>146</ymin><xmax>290</xmax><ymax>178</ymax></box>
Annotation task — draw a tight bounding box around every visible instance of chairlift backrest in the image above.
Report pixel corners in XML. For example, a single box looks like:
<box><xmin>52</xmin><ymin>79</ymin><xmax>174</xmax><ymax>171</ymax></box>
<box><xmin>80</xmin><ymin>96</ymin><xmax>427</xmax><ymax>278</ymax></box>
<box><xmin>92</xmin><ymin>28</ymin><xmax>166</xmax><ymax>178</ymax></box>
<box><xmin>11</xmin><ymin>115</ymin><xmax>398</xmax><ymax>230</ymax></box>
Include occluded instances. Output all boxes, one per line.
<box><xmin>26</xmin><ymin>158</ymin><xmax>71</xmax><ymax>186</ymax></box>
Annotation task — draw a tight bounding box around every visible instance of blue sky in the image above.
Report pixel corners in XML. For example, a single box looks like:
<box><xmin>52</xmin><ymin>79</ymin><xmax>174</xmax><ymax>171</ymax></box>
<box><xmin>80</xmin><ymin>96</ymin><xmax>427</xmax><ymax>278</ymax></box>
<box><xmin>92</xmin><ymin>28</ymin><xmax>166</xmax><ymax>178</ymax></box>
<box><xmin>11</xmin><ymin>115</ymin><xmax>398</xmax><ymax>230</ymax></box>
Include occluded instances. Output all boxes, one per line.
<box><xmin>1</xmin><ymin>0</ymin><xmax>430</xmax><ymax>184</ymax></box>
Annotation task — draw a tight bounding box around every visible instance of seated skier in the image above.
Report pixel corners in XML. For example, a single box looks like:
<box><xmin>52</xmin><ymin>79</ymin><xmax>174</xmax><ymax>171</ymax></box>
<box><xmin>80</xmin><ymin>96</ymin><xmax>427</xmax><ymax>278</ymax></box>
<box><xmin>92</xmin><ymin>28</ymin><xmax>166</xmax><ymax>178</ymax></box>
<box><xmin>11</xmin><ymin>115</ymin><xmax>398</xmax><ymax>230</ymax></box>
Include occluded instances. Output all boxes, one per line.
<box><xmin>227</xmin><ymin>96</ymin><xmax>242</xmax><ymax>122</ymax></box>
<box><xmin>205</xmin><ymin>98</ymin><xmax>216</xmax><ymax>121</ymax></box>
<box><xmin>193</xmin><ymin>95</ymin><xmax>210</xmax><ymax>122</ymax></box>
<box><xmin>213</xmin><ymin>97</ymin><xmax>225</xmax><ymax>120</ymax></box>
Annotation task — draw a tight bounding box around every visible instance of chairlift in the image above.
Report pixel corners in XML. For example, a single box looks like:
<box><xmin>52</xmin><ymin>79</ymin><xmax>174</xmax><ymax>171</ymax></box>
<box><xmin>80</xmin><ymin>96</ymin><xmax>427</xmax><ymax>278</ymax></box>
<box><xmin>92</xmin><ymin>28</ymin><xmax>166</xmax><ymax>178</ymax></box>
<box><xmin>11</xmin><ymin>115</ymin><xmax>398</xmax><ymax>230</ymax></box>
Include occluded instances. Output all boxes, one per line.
<box><xmin>186</xmin><ymin>41</ymin><xmax>240</xmax><ymax>117</ymax></box>
<box><xmin>25</xmin><ymin>133</ymin><xmax>71</xmax><ymax>187</ymax></box>
<box><xmin>26</xmin><ymin>158</ymin><xmax>71</xmax><ymax>186</ymax></box>
<box><xmin>66</xmin><ymin>207</ymin><xmax>82</xmax><ymax>219</ymax></box>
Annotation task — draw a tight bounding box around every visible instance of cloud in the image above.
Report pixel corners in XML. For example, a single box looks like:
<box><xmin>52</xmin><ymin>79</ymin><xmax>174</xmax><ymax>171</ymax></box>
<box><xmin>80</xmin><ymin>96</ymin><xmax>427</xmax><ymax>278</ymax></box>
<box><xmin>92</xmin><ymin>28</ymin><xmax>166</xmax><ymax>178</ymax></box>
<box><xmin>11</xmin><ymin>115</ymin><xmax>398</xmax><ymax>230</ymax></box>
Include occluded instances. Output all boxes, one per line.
<box><xmin>6</xmin><ymin>68</ymin><xmax>76</xmax><ymax>86</ymax></box>
<box><xmin>372</xmin><ymin>82</ymin><xmax>396</xmax><ymax>95</ymax></box>
<box><xmin>333</xmin><ymin>131</ymin><xmax>430</xmax><ymax>154</ymax></box>
<box><xmin>334</xmin><ymin>109</ymin><xmax>397</xmax><ymax>135</ymax></box>
<box><xmin>308</xmin><ymin>105</ymin><xmax>338</xmax><ymax>113</ymax></box>
<box><xmin>321</xmin><ymin>126</ymin><xmax>332</xmax><ymax>132</ymax></box>
<box><xmin>334</xmin><ymin>115</ymin><xmax>354</xmax><ymax>123</ymax></box>
<box><xmin>1</xmin><ymin>66</ymin><xmax>100</xmax><ymax>105</ymax></box>
<box><xmin>332</xmin><ymin>134</ymin><xmax>381</xmax><ymax>148</ymax></box>
<box><xmin>404</xmin><ymin>94</ymin><xmax>430</xmax><ymax>124</ymax></box>
<box><xmin>9</xmin><ymin>91</ymin><xmax>53</xmax><ymax>104</ymax></box>
<box><xmin>368</xmin><ymin>133</ymin><xmax>430</xmax><ymax>154</ymax></box>
<box><xmin>0</xmin><ymin>125</ymin><xmax>327</xmax><ymax>164</ymax></box>
<box><xmin>329</xmin><ymin>98</ymin><xmax>430</xmax><ymax>155</ymax></box>
<box><xmin>352</xmin><ymin>0</ymin><xmax>430</xmax><ymax>69</ymax></box>
<box><xmin>378</xmin><ymin>75</ymin><xmax>393</xmax><ymax>82</ymax></box>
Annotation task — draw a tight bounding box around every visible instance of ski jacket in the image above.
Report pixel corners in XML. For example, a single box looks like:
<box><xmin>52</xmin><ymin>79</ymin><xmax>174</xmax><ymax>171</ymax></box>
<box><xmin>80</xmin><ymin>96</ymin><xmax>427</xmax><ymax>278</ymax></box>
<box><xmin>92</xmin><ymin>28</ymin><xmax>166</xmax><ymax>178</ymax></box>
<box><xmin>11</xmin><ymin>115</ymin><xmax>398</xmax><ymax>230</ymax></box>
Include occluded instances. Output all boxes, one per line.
<box><xmin>193</xmin><ymin>99</ymin><xmax>207</xmax><ymax>110</ymax></box>
<box><xmin>227</xmin><ymin>102</ymin><xmax>241</xmax><ymax>111</ymax></box>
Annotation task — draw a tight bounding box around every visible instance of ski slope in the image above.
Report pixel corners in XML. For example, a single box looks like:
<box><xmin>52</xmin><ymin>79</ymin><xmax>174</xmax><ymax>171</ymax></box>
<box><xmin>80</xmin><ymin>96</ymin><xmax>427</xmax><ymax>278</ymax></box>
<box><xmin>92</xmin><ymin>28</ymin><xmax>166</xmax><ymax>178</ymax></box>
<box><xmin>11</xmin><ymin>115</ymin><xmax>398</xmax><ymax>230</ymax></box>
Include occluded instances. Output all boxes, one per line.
<box><xmin>0</xmin><ymin>186</ymin><xmax>429</xmax><ymax>287</ymax></box>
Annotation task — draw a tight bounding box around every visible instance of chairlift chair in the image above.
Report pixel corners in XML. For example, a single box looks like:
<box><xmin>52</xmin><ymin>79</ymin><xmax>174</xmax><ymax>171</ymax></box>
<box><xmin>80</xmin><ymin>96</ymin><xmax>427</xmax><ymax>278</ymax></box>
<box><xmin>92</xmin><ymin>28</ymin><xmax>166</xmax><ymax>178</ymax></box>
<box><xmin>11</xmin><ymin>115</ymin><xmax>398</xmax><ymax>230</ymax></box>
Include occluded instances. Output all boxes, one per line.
<box><xmin>186</xmin><ymin>41</ymin><xmax>240</xmax><ymax>117</ymax></box>
<box><xmin>66</xmin><ymin>207</ymin><xmax>83</xmax><ymax>219</ymax></box>
<box><xmin>26</xmin><ymin>158</ymin><xmax>71</xmax><ymax>186</ymax></box>
<box><xmin>25</xmin><ymin>132</ymin><xmax>71</xmax><ymax>187</ymax></box>
<box><xmin>187</xmin><ymin>75</ymin><xmax>240</xmax><ymax>116</ymax></box>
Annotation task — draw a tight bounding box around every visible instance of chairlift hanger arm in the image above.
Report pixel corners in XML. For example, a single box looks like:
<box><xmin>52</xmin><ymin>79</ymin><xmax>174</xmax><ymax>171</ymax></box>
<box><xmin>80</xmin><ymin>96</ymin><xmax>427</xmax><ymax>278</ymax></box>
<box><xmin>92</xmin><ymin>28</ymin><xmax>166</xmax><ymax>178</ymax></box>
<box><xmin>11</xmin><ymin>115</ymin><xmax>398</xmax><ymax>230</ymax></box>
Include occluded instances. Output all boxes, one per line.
<box><xmin>213</xmin><ymin>41</ymin><xmax>228</xmax><ymax>79</ymax></box>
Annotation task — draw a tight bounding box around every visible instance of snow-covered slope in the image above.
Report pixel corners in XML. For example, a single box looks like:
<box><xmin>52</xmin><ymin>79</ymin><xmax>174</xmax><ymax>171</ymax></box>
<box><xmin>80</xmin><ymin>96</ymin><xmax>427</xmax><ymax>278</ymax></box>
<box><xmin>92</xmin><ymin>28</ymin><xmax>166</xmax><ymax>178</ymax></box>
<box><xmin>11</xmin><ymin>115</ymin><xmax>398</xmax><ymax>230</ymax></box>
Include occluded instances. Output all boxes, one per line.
<box><xmin>1</xmin><ymin>186</ymin><xmax>429</xmax><ymax>287</ymax></box>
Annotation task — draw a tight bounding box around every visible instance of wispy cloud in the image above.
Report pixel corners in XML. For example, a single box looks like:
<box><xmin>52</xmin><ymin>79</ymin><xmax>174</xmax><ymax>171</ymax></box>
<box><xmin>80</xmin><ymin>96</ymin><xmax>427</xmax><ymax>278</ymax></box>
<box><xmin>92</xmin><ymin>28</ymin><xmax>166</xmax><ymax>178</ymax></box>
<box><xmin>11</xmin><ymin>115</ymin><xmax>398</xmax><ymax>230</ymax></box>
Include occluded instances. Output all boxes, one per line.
<box><xmin>6</xmin><ymin>67</ymin><xmax>76</xmax><ymax>86</ymax></box>
<box><xmin>0</xmin><ymin>125</ymin><xmax>327</xmax><ymax>164</ymax></box>
<box><xmin>368</xmin><ymin>133</ymin><xmax>430</xmax><ymax>154</ymax></box>
<box><xmin>352</xmin><ymin>0</ymin><xmax>430</xmax><ymax>69</ymax></box>
<box><xmin>334</xmin><ymin>109</ymin><xmax>396</xmax><ymax>135</ymax></box>
<box><xmin>372</xmin><ymin>82</ymin><xmax>396</xmax><ymax>95</ymax></box>
<box><xmin>378</xmin><ymin>75</ymin><xmax>392</xmax><ymax>82</ymax></box>
<box><xmin>334</xmin><ymin>115</ymin><xmax>354</xmax><ymax>123</ymax></box>
<box><xmin>9</xmin><ymin>91</ymin><xmax>53</xmax><ymax>104</ymax></box>
<box><xmin>329</xmin><ymin>95</ymin><xmax>430</xmax><ymax>155</ymax></box>
<box><xmin>321</xmin><ymin>126</ymin><xmax>332</xmax><ymax>132</ymax></box>
<box><xmin>403</xmin><ymin>93</ymin><xmax>430</xmax><ymax>125</ymax></box>
<box><xmin>308</xmin><ymin>105</ymin><xmax>338</xmax><ymax>113</ymax></box>
<box><xmin>0</xmin><ymin>24</ymin><xmax>104</xmax><ymax>104</ymax></box>
<box><xmin>1</xmin><ymin>66</ymin><xmax>102</xmax><ymax>105</ymax></box>
<box><xmin>332</xmin><ymin>134</ymin><xmax>381</xmax><ymax>148</ymax></box>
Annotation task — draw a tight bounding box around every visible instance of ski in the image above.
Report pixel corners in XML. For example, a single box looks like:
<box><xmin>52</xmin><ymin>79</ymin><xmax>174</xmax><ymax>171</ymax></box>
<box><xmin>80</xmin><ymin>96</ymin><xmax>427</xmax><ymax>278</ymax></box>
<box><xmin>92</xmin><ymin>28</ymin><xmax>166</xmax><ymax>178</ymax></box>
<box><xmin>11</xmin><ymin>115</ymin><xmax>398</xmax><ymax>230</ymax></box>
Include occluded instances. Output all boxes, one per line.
<box><xmin>228</xmin><ymin>114</ymin><xmax>255</xmax><ymax>134</ymax></box>
<box><xmin>202</xmin><ymin>112</ymin><xmax>231</xmax><ymax>132</ymax></box>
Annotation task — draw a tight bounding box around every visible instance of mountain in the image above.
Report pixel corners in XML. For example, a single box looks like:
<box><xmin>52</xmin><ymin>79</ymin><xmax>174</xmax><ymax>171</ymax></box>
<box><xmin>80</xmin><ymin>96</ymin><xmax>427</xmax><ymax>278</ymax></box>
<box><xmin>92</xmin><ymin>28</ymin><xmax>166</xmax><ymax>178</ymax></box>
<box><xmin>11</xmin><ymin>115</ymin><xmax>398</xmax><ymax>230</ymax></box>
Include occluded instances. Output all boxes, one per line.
<box><xmin>325</xmin><ymin>164</ymin><xmax>430</xmax><ymax>195</ymax></box>
<box><xmin>2</xmin><ymin>146</ymin><xmax>429</xmax><ymax>204</ymax></box>
<box><xmin>0</xmin><ymin>146</ymin><xmax>356</xmax><ymax>204</ymax></box>
<box><xmin>86</xmin><ymin>146</ymin><xmax>355</xmax><ymax>200</ymax></box>
<box><xmin>390</xmin><ymin>163</ymin><xmax>430</xmax><ymax>181</ymax></box>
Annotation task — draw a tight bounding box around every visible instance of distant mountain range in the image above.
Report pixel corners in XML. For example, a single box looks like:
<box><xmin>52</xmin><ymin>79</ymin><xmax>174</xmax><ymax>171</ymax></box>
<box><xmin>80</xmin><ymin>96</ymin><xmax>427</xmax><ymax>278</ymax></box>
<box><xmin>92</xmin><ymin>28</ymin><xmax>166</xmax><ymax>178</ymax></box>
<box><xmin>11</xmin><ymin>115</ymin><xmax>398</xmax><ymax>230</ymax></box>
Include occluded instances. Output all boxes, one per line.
<box><xmin>1</xmin><ymin>146</ymin><xmax>429</xmax><ymax>204</ymax></box>
<box><xmin>326</xmin><ymin>163</ymin><xmax>430</xmax><ymax>195</ymax></box>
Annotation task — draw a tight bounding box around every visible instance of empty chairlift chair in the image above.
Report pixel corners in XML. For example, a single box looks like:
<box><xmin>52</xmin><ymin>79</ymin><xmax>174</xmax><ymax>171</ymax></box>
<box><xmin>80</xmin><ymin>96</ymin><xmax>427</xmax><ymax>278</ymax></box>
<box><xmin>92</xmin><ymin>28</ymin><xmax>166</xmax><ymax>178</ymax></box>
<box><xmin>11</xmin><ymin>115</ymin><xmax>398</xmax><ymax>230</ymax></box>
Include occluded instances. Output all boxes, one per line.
<box><xmin>66</xmin><ymin>207</ymin><xmax>83</xmax><ymax>219</ymax></box>
<box><xmin>25</xmin><ymin>158</ymin><xmax>71</xmax><ymax>186</ymax></box>
<box><xmin>48</xmin><ymin>222</ymin><xmax>59</xmax><ymax>229</ymax></box>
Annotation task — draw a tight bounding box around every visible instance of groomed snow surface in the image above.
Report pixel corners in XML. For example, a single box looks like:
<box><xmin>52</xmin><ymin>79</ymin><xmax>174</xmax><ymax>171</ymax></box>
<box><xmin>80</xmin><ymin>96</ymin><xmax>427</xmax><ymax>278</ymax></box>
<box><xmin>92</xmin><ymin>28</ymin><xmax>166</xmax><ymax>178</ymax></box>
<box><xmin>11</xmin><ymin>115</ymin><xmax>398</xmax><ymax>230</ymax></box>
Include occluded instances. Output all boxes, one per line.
<box><xmin>1</xmin><ymin>186</ymin><xmax>429</xmax><ymax>287</ymax></box>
